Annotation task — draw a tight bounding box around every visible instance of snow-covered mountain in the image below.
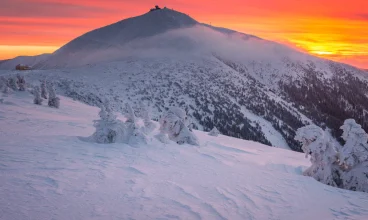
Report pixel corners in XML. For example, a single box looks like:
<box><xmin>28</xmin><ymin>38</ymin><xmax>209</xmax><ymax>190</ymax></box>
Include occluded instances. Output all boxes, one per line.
<box><xmin>1</xmin><ymin>8</ymin><xmax>368</xmax><ymax>151</ymax></box>
<box><xmin>35</xmin><ymin>9</ymin><xmax>262</xmax><ymax>69</ymax></box>
<box><xmin>1</xmin><ymin>92</ymin><xmax>368</xmax><ymax>220</ymax></box>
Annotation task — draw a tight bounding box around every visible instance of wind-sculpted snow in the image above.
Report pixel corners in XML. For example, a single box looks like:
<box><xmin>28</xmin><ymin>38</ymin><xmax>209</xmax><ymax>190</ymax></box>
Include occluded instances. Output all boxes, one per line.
<box><xmin>1</xmin><ymin>93</ymin><xmax>368</xmax><ymax>220</ymax></box>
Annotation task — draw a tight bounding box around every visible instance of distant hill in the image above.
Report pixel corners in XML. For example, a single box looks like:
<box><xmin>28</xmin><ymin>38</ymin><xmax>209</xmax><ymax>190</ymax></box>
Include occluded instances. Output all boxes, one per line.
<box><xmin>0</xmin><ymin>54</ymin><xmax>51</xmax><ymax>70</ymax></box>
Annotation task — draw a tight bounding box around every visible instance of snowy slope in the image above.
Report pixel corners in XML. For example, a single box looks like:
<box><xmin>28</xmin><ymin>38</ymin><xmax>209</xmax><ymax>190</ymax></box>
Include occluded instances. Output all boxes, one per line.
<box><xmin>240</xmin><ymin>107</ymin><xmax>290</xmax><ymax>149</ymax></box>
<box><xmin>0</xmin><ymin>56</ymin><xmax>302</xmax><ymax>150</ymax></box>
<box><xmin>1</xmin><ymin>92</ymin><xmax>368</xmax><ymax>220</ymax></box>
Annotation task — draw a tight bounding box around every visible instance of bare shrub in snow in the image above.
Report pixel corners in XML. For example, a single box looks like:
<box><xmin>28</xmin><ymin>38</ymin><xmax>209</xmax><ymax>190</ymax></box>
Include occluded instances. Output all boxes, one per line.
<box><xmin>295</xmin><ymin>125</ymin><xmax>340</xmax><ymax>187</ymax></box>
<box><xmin>33</xmin><ymin>86</ymin><xmax>43</xmax><ymax>105</ymax></box>
<box><xmin>159</xmin><ymin>107</ymin><xmax>199</xmax><ymax>146</ymax></box>
<box><xmin>41</xmin><ymin>80</ymin><xmax>48</xmax><ymax>99</ymax></box>
<box><xmin>8</xmin><ymin>77</ymin><xmax>18</xmax><ymax>91</ymax></box>
<box><xmin>209</xmin><ymin>127</ymin><xmax>220</xmax><ymax>136</ymax></box>
<box><xmin>47</xmin><ymin>82</ymin><xmax>60</xmax><ymax>108</ymax></box>
<box><xmin>339</xmin><ymin>119</ymin><xmax>368</xmax><ymax>192</ymax></box>
<box><xmin>16</xmin><ymin>74</ymin><xmax>26</xmax><ymax>91</ymax></box>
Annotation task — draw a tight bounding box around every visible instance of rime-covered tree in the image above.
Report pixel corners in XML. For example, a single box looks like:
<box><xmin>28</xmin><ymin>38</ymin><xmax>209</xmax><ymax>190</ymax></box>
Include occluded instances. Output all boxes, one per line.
<box><xmin>339</xmin><ymin>119</ymin><xmax>368</xmax><ymax>168</ymax></box>
<box><xmin>16</xmin><ymin>74</ymin><xmax>26</xmax><ymax>91</ymax></box>
<box><xmin>33</xmin><ymin>86</ymin><xmax>43</xmax><ymax>105</ymax></box>
<box><xmin>139</xmin><ymin>102</ymin><xmax>156</xmax><ymax>134</ymax></box>
<box><xmin>0</xmin><ymin>76</ymin><xmax>10</xmax><ymax>94</ymax></box>
<box><xmin>155</xmin><ymin>132</ymin><xmax>170</xmax><ymax>144</ymax></box>
<box><xmin>209</xmin><ymin>127</ymin><xmax>220</xmax><ymax>136</ymax></box>
<box><xmin>92</xmin><ymin>101</ymin><xmax>124</xmax><ymax>143</ymax></box>
<box><xmin>339</xmin><ymin>119</ymin><xmax>368</xmax><ymax>192</ymax></box>
<box><xmin>8</xmin><ymin>77</ymin><xmax>18</xmax><ymax>91</ymax></box>
<box><xmin>125</xmin><ymin>103</ymin><xmax>147</xmax><ymax>145</ymax></box>
<box><xmin>175</xmin><ymin>121</ymin><xmax>199</xmax><ymax>145</ymax></box>
<box><xmin>41</xmin><ymin>80</ymin><xmax>48</xmax><ymax>99</ymax></box>
<box><xmin>47</xmin><ymin>82</ymin><xmax>60</xmax><ymax>108</ymax></box>
<box><xmin>125</xmin><ymin>103</ymin><xmax>136</xmax><ymax>124</ymax></box>
<box><xmin>159</xmin><ymin>107</ymin><xmax>199</xmax><ymax>146</ymax></box>
<box><xmin>0</xmin><ymin>77</ymin><xmax>5</xmax><ymax>90</ymax></box>
<box><xmin>295</xmin><ymin>125</ymin><xmax>339</xmax><ymax>187</ymax></box>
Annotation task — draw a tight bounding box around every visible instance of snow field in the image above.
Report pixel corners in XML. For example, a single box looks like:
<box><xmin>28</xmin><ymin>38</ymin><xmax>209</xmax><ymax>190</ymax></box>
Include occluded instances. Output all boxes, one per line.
<box><xmin>1</xmin><ymin>93</ymin><xmax>368</xmax><ymax>219</ymax></box>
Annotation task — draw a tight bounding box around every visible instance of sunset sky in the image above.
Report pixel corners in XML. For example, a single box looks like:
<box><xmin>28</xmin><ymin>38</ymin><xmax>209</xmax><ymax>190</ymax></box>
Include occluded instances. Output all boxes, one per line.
<box><xmin>1</xmin><ymin>0</ymin><xmax>367</xmax><ymax>68</ymax></box>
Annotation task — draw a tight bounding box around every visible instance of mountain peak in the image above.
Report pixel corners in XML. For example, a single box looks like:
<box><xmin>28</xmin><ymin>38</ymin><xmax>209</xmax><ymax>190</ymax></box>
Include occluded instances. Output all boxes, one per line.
<box><xmin>53</xmin><ymin>7</ymin><xmax>198</xmax><ymax>55</ymax></box>
<box><xmin>144</xmin><ymin>6</ymin><xmax>197</xmax><ymax>25</ymax></box>
<box><xmin>120</xmin><ymin>7</ymin><xmax>198</xmax><ymax>32</ymax></box>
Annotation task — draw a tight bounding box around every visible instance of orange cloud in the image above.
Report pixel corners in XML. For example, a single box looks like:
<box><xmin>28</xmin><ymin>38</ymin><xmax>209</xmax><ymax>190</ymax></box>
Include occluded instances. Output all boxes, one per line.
<box><xmin>0</xmin><ymin>0</ymin><xmax>367</xmax><ymax>68</ymax></box>
<box><xmin>0</xmin><ymin>45</ymin><xmax>58</xmax><ymax>59</ymax></box>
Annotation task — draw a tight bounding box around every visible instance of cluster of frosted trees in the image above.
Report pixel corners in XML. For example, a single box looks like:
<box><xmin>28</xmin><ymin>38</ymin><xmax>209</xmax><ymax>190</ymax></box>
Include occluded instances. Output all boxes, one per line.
<box><xmin>0</xmin><ymin>74</ymin><xmax>26</xmax><ymax>93</ymax></box>
<box><xmin>33</xmin><ymin>79</ymin><xmax>60</xmax><ymax>108</ymax></box>
<box><xmin>91</xmin><ymin>103</ymin><xmax>199</xmax><ymax>146</ymax></box>
<box><xmin>0</xmin><ymin>75</ymin><xmax>60</xmax><ymax>108</ymax></box>
<box><xmin>295</xmin><ymin>119</ymin><xmax>368</xmax><ymax>192</ymax></box>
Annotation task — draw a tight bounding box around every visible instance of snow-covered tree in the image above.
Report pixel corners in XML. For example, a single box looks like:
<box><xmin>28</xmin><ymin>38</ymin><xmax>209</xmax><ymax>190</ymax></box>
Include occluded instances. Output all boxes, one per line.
<box><xmin>125</xmin><ymin>103</ymin><xmax>147</xmax><ymax>145</ymax></box>
<box><xmin>102</xmin><ymin>100</ymin><xmax>116</xmax><ymax>121</ymax></box>
<box><xmin>0</xmin><ymin>76</ymin><xmax>10</xmax><ymax>94</ymax></box>
<box><xmin>33</xmin><ymin>86</ymin><xmax>43</xmax><ymax>105</ymax></box>
<box><xmin>159</xmin><ymin>107</ymin><xmax>199</xmax><ymax>146</ymax></box>
<box><xmin>16</xmin><ymin>74</ymin><xmax>26</xmax><ymax>91</ymax></box>
<box><xmin>339</xmin><ymin>119</ymin><xmax>368</xmax><ymax>192</ymax></box>
<box><xmin>339</xmin><ymin>119</ymin><xmax>368</xmax><ymax>168</ymax></box>
<box><xmin>92</xmin><ymin>101</ymin><xmax>124</xmax><ymax>143</ymax></box>
<box><xmin>47</xmin><ymin>82</ymin><xmax>60</xmax><ymax>108</ymax></box>
<box><xmin>295</xmin><ymin>125</ymin><xmax>339</xmax><ymax>186</ymax></box>
<box><xmin>125</xmin><ymin>103</ymin><xmax>136</xmax><ymax>124</ymax></box>
<box><xmin>175</xmin><ymin>121</ymin><xmax>199</xmax><ymax>145</ymax></box>
<box><xmin>295</xmin><ymin>125</ymin><xmax>324</xmax><ymax>158</ymax></box>
<box><xmin>296</xmin><ymin>121</ymin><xmax>368</xmax><ymax>192</ymax></box>
<box><xmin>139</xmin><ymin>102</ymin><xmax>156</xmax><ymax>134</ymax></box>
<box><xmin>41</xmin><ymin>80</ymin><xmax>48</xmax><ymax>99</ymax></box>
<box><xmin>8</xmin><ymin>77</ymin><xmax>18</xmax><ymax>91</ymax></box>
<box><xmin>155</xmin><ymin>133</ymin><xmax>170</xmax><ymax>144</ymax></box>
<box><xmin>209</xmin><ymin>127</ymin><xmax>220</xmax><ymax>136</ymax></box>
<box><xmin>91</xmin><ymin>102</ymin><xmax>147</xmax><ymax>145</ymax></box>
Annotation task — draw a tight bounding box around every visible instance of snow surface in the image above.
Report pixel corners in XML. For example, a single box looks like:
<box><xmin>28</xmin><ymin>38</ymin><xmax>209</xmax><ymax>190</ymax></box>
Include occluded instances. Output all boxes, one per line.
<box><xmin>1</xmin><ymin>92</ymin><xmax>368</xmax><ymax>220</ymax></box>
